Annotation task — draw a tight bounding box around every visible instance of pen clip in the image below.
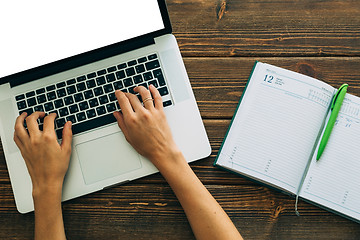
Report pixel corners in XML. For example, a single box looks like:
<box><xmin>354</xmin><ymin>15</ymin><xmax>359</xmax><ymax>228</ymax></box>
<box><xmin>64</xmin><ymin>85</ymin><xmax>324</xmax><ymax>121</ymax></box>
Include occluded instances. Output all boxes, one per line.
<box><xmin>330</xmin><ymin>84</ymin><xmax>348</xmax><ymax>110</ymax></box>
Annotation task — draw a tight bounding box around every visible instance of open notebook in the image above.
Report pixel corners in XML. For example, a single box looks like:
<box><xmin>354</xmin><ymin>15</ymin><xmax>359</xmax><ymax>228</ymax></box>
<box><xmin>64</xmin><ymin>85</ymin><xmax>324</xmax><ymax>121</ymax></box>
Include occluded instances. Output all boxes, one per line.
<box><xmin>215</xmin><ymin>61</ymin><xmax>360</xmax><ymax>223</ymax></box>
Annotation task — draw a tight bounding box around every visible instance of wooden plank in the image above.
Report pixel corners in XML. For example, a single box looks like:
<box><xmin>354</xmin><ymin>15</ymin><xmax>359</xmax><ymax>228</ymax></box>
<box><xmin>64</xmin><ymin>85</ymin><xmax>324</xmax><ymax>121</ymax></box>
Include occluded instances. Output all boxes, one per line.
<box><xmin>183</xmin><ymin>57</ymin><xmax>360</xmax><ymax>118</ymax></box>
<box><xmin>167</xmin><ymin>0</ymin><xmax>360</xmax><ymax>57</ymax></box>
<box><xmin>1</xmin><ymin>184</ymin><xmax>360</xmax><ymax>239</ymax></box>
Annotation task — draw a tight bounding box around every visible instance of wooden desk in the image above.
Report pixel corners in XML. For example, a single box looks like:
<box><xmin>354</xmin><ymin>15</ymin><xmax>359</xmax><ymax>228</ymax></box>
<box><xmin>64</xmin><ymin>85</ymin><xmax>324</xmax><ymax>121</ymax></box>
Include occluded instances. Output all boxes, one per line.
<box><xmin>1</xmin><ymin>0</ymin><xmax>360</xmax><ymax>239</ymax></box>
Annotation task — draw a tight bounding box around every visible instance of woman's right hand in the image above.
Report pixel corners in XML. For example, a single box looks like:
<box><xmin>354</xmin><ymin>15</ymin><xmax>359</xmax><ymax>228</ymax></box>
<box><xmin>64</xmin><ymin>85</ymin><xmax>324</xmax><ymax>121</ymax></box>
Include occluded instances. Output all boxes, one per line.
<box><xmin>113</xmin><ymin>85</ymin><xmax>183</xmax><ymax>170</ymax></box>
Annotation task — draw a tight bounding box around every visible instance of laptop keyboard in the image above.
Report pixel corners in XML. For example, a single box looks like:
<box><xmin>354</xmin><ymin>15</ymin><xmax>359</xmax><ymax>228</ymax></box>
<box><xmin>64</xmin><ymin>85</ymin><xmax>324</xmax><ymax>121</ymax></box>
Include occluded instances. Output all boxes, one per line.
<box><xmin>15</xmin><ymin>53</ymin><xmax>173</xmax><ymax>139</ymax></box>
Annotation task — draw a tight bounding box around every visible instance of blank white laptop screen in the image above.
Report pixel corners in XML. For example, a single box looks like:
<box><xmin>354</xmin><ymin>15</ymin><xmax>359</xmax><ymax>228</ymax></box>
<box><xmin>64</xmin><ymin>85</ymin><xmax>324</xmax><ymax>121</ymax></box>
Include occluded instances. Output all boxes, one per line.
<box><xmin>0</xmin><ymin>0</ymin><xmax>164</xmax><ymax>79</ymax></box>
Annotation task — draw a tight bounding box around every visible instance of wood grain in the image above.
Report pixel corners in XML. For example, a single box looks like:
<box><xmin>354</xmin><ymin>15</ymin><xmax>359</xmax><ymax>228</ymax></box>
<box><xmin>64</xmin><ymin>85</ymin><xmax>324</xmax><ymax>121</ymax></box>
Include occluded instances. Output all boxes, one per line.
<box><xmin>168</xmin><ymin>0</ymin><xmax>360</xmax><ymax>57</ymax></box>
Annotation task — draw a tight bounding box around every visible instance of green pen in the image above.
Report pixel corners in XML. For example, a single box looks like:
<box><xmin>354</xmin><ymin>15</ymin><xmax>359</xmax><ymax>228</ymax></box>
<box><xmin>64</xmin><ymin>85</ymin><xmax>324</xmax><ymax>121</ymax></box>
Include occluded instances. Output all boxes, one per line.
<box><xmin>316</xmin><ymin>84</ymin><xmax>348</xmax><ymax>161</ymax></box>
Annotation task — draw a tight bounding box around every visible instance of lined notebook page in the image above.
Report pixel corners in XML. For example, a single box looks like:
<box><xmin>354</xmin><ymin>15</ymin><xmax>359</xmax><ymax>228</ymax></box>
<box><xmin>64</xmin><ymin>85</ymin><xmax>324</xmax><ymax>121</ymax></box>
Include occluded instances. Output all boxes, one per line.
<box><xmin>216</xmin><ymin>62</ymin><xmax>334</xmax><ymax>194</ymax></box>
<box><xmin>300</xmin><ymin>94</ymin><xmax>360</xmax><ymax>221</ymax></box>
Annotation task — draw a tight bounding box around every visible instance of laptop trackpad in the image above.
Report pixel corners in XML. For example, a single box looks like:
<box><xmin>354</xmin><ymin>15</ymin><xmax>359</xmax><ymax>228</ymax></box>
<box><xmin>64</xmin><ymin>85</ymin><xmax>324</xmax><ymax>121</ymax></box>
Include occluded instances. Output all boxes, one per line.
<box><xmin>75</xmin><ymin>132</ymin><xmax>142</xmax><ymax>185</ymax></box>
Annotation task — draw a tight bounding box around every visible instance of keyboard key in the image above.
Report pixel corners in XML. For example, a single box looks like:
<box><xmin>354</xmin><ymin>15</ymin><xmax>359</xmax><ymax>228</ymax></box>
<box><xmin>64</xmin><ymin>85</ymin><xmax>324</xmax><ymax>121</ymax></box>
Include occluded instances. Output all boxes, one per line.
<box><xmin>158</xmin><ymin>87</ymin><xmax>169</xmax><ymax>96</ymax></box>
<box><xmin>44</xmin><ymin>102</ymin><xmax>54</xmax><ymax>112</ymax></box>
<box><xmin>47</xmin><ymin>91</ymin><xmax>57</xmax><ymax>101</ymax></box>
<box><xmin>103</xmin><ymin>84</ymin><xmax>114</xmax><ymax>93</ymax></box>
<box><xmin>113</xmin><ymin>81</ymin><xmax>124</xmax><ymax>90</ymax></box>
<box><xmin>86</xmin><ymin>79</ymin><xmax>96</xmax><ymax>88</ymax></box>
<box><xmin>79</xmin><ymin>101</ymin><xmax>89</xmax><ymax>111</ymax></box>
<box><xmin>143</xmin><ymin>72</ymin><xmax>153</xmax><ymax>81</ymax></box>
<box><xmin>84</xmin><ymin>90</ymin><xmax>94</xmax><ymax>99</ymax></box>
<box><xmin>163</xmin><ymin>100</ymin><xmax>172</xmax><ymax>107</ymax></box>
<box><xmin>20</xmin><ymin>108</ymin><xmax>33</xmax><ymax>116</ymax></box>
<box><xmin>123</xmin><ymin>78</ymin><xmax>133</xmax><ymax>87</ymax></box>
<box><xmin>76</xmin><ymin>112</ymin><xmax>87</xmax><ymax>122</ymax></box>
<box><xmin>56</xmin><ymin>82</ymin><xmax>66</xmax><ymax>88</ymax></box>
<box><xmin>77</xmin><ymin>76</ymin><xmax>86</xmax><ymax>82</ymax></box>
<box><xmin>36</xmin><ymin>88</ymin><xmax>46</xmax><ymax>94</ymax></box>
<box><xmin>157</xmin><ymin>75</ymin><xmax>166</xmax><ymax>86</ymax></box>
<box><xmin>49</xmin><ymin>110</ymin><xmax>59</xmax><ymax>117</ymax></box>
<box><xmin>89</xmin><ymin>98</ymin><xmax>99</xmax><ymax>108</ymax></box>
<box><xmin>145</xmin><ymin>60</ymin><xmax>160</xmax><ymax>71</ymax></box>
<box><xmin>66</xmin><ymin>85</ymin><xmax>77</xmax><ymax>95</ymax></box>
<box><xmin>15</xmin><ymin>94</ymin><xmax>25</xmax><ymax>101</ymax></box>
<box><xmin>107</xmin><ymin>66</ymin><xmax>117</xmax><ymax>73</ymax></box>
<box><xmin>96</xmin><ymin>106</ymin><xmax>106</xmax><ymax>115</ymax></box>
<box><xmin>148</xmin><ymin>53</ymin><xmax>158</xmax><ymax>60</ymax></box>
<box><xmin>116</xmin><ymin>70</ymin><xmax>126</xmax><ymax>79</ymax></box>
<box><xmin>97</xmin><ymin>69</ymin><xmax>106</xmax><ymax>76</ymax></box>
<box><xmin>64</xmin><ymin>96</ymin><xmax>74</xmax><ymax>105</ymax></box>
<box><xmin>69</xmin><ymin>104</ymin><xmax>79</xmax><ymax>114</ymax></box>
<box><xmin>46</xmin><ymin>85</ymin><xmax>56</xmax><ymax>91</ymax></box>
<box><xmin>54</xmin><ymin>99</ymin><xmax>64</xmax><ymax>108</ymax></box>
<box><xmin>135</xmin><ymin>64</ymin><xmax>145</xmax><ymax>74</ymax></box>
<box><xmin>128</xmin><ymin>60</ymin><xmax>137</xmax><ymax>66</ymax></box>
<box><xmin>93</xmin><ymin>87</ymin><xmax>104</xmax><ymax>96</ymax></box>
<box><xmin>56</xmin><ymin>88</ymin><xmax>67</xmax><ymax>98</ymax></box>
<box><xmin>66</xmin><ymin>115</ymin><xmax>77</xmax><ymax>124</ymax></box>
<box><xmin>106</xmin><ymin>103</ymin><xmax>116</xmax><ymax>112</ymax></box>
<box><xmin>66</xmin><ymin>79</ymin><xmax>76</xmax><ymax>85</ymax></box>
<box><xmin>117</xmin><ymin>63</ymin><xmax>127</xmax><ymax>69</ymax></box>
<box><xmin>74</xmin><ymin>93</ymin><xmax>84</xmax><ymax>102</ymax></box>
<box><xmin>138</xmin><ymin>57</ymin><xmax>147</xmax><ymax>63</ymax></box>
<box><xmin>133</xmin><ymin>75</ymin><xmax>143</xmax><ymax>84</ymax></box>
<box><xmin>34</xmin><ymin>105</ymin><xmax>44</xmax><ymax>112</ymax></box>
<box><xmin>96</xmin><ymin>76</ymin><xmax>106</xmax><ymax>85</ymax></box>
<box><xmin>108</xmin><ymin>93</ymin><xmax>116</xmax><ymax>101</ymax></box>
<box><xmin>56</xmin><ymin>118</ymin><xmax>66</xmax><ymax>128</ymax></box>
<box><xmin>56</xmin><ymin>113</ymin><xmax>117</xmax><ymax>139</ymax></box>
<box><xmin>35</xmin><ymin>94</ymin><xmax>46</xmax><ymax>104</ymax></box>
<box><xmin>99</xmin><ymin>95</ymin><xmax>109</xmax><ymax>104</ymax></box>
<box><xmin>138</xmin><ymin>82</ymin><xmax>148</xmax><ymax>89</ymax></box>
<box><xmin>126</xmin><ymin>67</ymin><xmax>136</xmax><ymax>77</ymax></box>
<box><xmin>17</xmin><ymin>100</ymin><xmax>27</xmax><ymax>110</ymax></box>
<box><xmin>86</xmin><ymin>109</ymin><xmax>96</xmax><ymax>119</ymax></box>
<box><xmin>59</xmin><ymin>107</ymin><xmax>69</xmax><ymax>117</ymax></box>
<box><xmin>26</xmin><ymin>91</ymin><xmax>35</xmax><ymax>98</ymax></box>
<box><xmin>128</xmin><ymin>86</ymin><xmax>136</xmax><ymax>94</ymax></box>
<box><xmin>106</xmin><ymin>73</ymin><xmax>116</xmax><ymax>82</ymax></box>
<box><xmin>76</xmin><ymin>82</ymin><xmax>86</xmax><ymax>92</ymax></box>
<box><xmin>27</xmin><ymin>97</ymin><xmax>37</xmax><ymax>107</ymax></box>
<box><xmin>87</xmin><ymin>72</ymin><xmax>96</xmax><ymax>79</ymax></box>
<box><xmin>148</xmin><ymin>80</ymin><xmax>158</xmax><ymax>88</ymax></box>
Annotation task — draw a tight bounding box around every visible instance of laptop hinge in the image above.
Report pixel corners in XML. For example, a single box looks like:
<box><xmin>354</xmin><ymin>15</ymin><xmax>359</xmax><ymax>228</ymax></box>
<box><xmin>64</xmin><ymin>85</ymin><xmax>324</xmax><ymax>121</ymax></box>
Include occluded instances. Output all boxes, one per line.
<box><xmin>6</xmin><ymin>37</ymin><xmax>156</xmax><ymax>88</ymax></box>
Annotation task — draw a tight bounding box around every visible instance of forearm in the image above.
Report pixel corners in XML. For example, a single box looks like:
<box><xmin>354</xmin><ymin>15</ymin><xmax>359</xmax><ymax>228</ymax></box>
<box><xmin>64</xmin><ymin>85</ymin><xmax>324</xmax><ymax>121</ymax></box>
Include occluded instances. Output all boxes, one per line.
<box><xmin>33</xmin><ymin>188</ymin><xmax>66</xmax><ymax>240</ymax></box>
<box><xmin>156</xmin><ymin>152</ymin><xmax>243</xmax><ymax>240</ymax></box>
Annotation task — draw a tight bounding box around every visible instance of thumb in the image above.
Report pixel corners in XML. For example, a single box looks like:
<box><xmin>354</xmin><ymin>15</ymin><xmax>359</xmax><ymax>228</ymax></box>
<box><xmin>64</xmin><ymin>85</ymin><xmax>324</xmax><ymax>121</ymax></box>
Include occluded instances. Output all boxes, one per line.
<box><xmin>61</xmin><ymin>121</ymin><xmax>73</xmax><ymax>152</ymax></box>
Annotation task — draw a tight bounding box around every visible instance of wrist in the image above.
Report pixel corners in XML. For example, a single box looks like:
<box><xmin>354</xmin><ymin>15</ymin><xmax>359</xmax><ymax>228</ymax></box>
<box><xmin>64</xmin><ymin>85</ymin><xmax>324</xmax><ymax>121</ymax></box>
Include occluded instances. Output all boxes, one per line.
<box><xmin>32</xmin><ymin>183</ymin><xmax>63</xmax><ymax>201</ymax></box>
<box><xmin>151</xmin><ymin>147</ymin><xmax>187</xmax><ymax>173</ymax></box>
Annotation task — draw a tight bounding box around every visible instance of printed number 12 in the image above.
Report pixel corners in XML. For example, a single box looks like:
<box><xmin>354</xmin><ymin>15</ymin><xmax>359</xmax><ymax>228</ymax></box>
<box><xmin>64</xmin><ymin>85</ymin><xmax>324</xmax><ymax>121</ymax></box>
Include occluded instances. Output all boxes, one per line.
<box><xmin>264</xmin><ymin>75</ymin><xmax>273</xmax><ymax>83</ymax></box>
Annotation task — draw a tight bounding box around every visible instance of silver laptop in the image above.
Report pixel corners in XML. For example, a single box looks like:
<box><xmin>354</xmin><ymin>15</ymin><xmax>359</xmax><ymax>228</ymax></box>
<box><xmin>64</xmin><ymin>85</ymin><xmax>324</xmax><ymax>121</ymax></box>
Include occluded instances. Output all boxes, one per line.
<box><xmin>0</xmin><ymin>0</ymin><xmax>211</xmax><ymax>213</ymax></box>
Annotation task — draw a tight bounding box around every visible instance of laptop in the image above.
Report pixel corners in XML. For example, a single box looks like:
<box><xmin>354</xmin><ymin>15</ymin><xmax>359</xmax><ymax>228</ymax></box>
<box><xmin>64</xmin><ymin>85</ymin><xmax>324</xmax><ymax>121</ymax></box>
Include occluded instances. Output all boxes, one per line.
<box><xmin>0</xmin><ymin>0</ymin><xmax>211</xmax><ymax>213</ymax></box>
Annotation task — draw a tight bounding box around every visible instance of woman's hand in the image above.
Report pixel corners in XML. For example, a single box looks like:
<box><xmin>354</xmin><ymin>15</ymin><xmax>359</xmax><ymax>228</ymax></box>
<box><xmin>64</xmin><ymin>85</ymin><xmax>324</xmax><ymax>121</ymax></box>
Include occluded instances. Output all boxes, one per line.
<box><xmin>13</xmin><ymin>112</ymin><xmax>72</xmax><ymax>240</ymax></box>
<box><xmin>113</xmin><ymin>85</ymin><xmax>183</xmax><ymax>170</ymax></box>
<box><xmin>13</xmin><ymin>112</ymin><xmax>72</xmax><ymax>196</ymax></box>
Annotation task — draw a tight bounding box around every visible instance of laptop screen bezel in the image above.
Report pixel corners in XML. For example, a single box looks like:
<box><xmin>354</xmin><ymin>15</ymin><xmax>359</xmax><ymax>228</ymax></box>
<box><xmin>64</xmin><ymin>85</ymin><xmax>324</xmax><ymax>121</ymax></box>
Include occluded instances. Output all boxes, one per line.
<box><xmin>1</xmin><ymin>0</ymin><xmax>172</xmax><ymax>87</ymax></box>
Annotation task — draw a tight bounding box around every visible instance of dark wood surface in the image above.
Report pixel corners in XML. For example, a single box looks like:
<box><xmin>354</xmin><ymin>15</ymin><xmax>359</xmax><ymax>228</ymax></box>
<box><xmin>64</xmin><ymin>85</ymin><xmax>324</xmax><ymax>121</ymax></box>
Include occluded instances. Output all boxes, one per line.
<box><xmin>1</xmin><ymin>0</ymin><xmax>360</xmax><ymax>239</ymax></box>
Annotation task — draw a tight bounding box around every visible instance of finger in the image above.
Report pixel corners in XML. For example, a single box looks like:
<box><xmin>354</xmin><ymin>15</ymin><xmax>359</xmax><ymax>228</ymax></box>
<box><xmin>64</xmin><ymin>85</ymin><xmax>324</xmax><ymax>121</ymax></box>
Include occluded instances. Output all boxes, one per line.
<box><xmin>13</xmin><ymin>133</ymin><xmax>24</xmax><ymax>150</ymax></box>
<box><xmin>135</xmin><ymin>86</ymin><xmax>154</xmax><ymax>109</ymax></box>
<box><xmin>115</xmin><ymin>90</ymin><xmax>133</xmax><ymax>116</ymax></box>
<box><xmin>149</xmin><ymin>85</ymin><xmax>163</xmax><ymax>110</ymax></box>
<box><xmin>43</xmin><ymin>113</ymin><xmax>57</xmax><ymax>133</ymax></box>
<box><xmin>14</xmin><ymin>112</ymin><xmax>29</xmax><ymax>141</ymax></box>
<box><xmin>25</xmin><ymin>112</ymin><xmax>46</xmax><ymax>136</ymax></box>
<box><xmin>113</xmin><ymin>111</ymin><xmax>129</xmax><ymax>136</ymax></box>
<box><xmin>61</xmin><ymin>121</ymin><xmax>73</xmax><ymax>153</ymax></box>
<box><xmin>125</xmin><ymin>92</ymin><xmax>143</xmax><ymax>111</ymax></box>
